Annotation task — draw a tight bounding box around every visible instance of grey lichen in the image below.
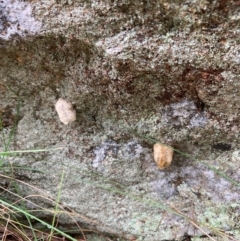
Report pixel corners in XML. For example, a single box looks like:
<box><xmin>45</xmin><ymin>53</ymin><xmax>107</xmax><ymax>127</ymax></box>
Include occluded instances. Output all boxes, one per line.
<box><xmin>0</xmin><ymin>0</ymin><xmax>41</xmax><ymax>40</ymax></box>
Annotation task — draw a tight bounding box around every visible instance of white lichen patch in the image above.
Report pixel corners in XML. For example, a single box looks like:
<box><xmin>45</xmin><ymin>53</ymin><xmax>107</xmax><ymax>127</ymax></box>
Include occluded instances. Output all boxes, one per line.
<box><xmin>96</xmin><ymin>30</ymin><xmax>137</xmax><ymax>56</ymax></box>
<box><xmin>151</xmin><ymin>160</ymin><xmax>240</xmax><ymax>203</ymax></box>
<box><xmin>92</xmin><ymin>140</ymin><xmax>144</xmax><ymax>174</ymax></box>
<box><xmin>121</xmin><ymin>141</ymin><xmax>143</xmax><ymax>160</ymax></box>
<box><xmin>232</xmin><ymin>151</ymin><xmax>240</xmax><ymax>162</ymax></box>
<box><xmin>0</xmin><ymin>0</ymin><xmax>41</xmax><ymax>40</ymax></box>
<box><xmin>162</xmin><ymin>99</ymin><xmax>208</xmax><ymax>128</ymax></box>
<box><xmin>55</xmin><ymin>98</ymin><xmax>76</xmax><ymax>125</ymax></box>
<box><xmin>92</xmin><ymin>141</ymin><xmax>119</xmax><ymax>170</ymax></box>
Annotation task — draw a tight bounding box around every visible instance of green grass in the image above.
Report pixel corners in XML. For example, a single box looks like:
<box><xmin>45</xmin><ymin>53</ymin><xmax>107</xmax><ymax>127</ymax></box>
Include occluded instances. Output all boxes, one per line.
<box><xmin>0</xmin><ymin>149</ymin><xmax>86</xmax><ymax>241</ymax></box>
<box><xmin>0</xmin><ymin>199</ymin><xmax>78</xmax><ymax>241</ymax></box>
<box><xmin>0</xmin><ymin>97</ymin><xmax>239</xmax><ymax>241</ymax></box>
<box><xmin>0</xmin><ymin>95</ymin><xmax>85</xmax><ymax>241</ymax></box>
<box><xmin>0</xmin><ymin>138</ymin><xmax>85</xmax><ymax>240</ymax></box>
<box><xmin>1</xmin><ymin>137</ymin><xmax>239</xmax><ymax>241</ymax></box>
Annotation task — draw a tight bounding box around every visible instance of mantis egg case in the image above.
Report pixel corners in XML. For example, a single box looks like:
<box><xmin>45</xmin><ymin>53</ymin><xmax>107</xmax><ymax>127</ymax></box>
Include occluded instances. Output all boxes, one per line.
<box><xmin>55</xmin><ymin>98</ymin><xmax>76</xmax><ymax>125</ymax></box>
<box><xmin>153</xmin><ymin>143</ymin><xmax>173</xmax><ymax>170</ymax></box>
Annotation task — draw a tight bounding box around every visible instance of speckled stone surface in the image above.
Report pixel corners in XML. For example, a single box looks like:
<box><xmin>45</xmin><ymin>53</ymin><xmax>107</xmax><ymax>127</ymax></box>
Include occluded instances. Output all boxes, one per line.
<box><xmin>0</xmin><ymin>1</ymin><xmax>240</xmax><ymax>240</ymax></box>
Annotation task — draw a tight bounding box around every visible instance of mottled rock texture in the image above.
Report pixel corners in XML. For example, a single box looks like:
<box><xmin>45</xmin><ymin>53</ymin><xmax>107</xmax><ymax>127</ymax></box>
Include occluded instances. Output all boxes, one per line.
<box><xmin>0</xmin><ymin>0</ymin><xmax>240</xmax><ymax>240</ymax></box>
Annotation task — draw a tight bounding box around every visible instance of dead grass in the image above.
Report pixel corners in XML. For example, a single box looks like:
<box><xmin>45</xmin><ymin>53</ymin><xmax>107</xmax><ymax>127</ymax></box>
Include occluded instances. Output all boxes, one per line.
<box><xmin>0</xmin><ymin>95</ymin><xmax>239</xmax><ymax>241</ymax></box>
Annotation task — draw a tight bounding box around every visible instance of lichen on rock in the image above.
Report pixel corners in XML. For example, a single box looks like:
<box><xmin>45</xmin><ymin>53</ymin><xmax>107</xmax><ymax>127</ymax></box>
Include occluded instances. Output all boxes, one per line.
<box><xmin>0</xmin><ymin>0</ymin><xmax>41</xmax><ymax>40</ymax></box>
<box><xmin>0</xmin><ymin>0</ymin><xmax>240</xmax><ymax>240</ymax></box>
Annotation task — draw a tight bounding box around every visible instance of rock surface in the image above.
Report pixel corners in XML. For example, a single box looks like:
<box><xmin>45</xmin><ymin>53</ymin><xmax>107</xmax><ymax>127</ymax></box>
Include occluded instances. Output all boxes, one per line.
<box><xmin>0</xmin><ymin>0</ymin><xmax>240</xmax><ymax>240</ymax></box>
